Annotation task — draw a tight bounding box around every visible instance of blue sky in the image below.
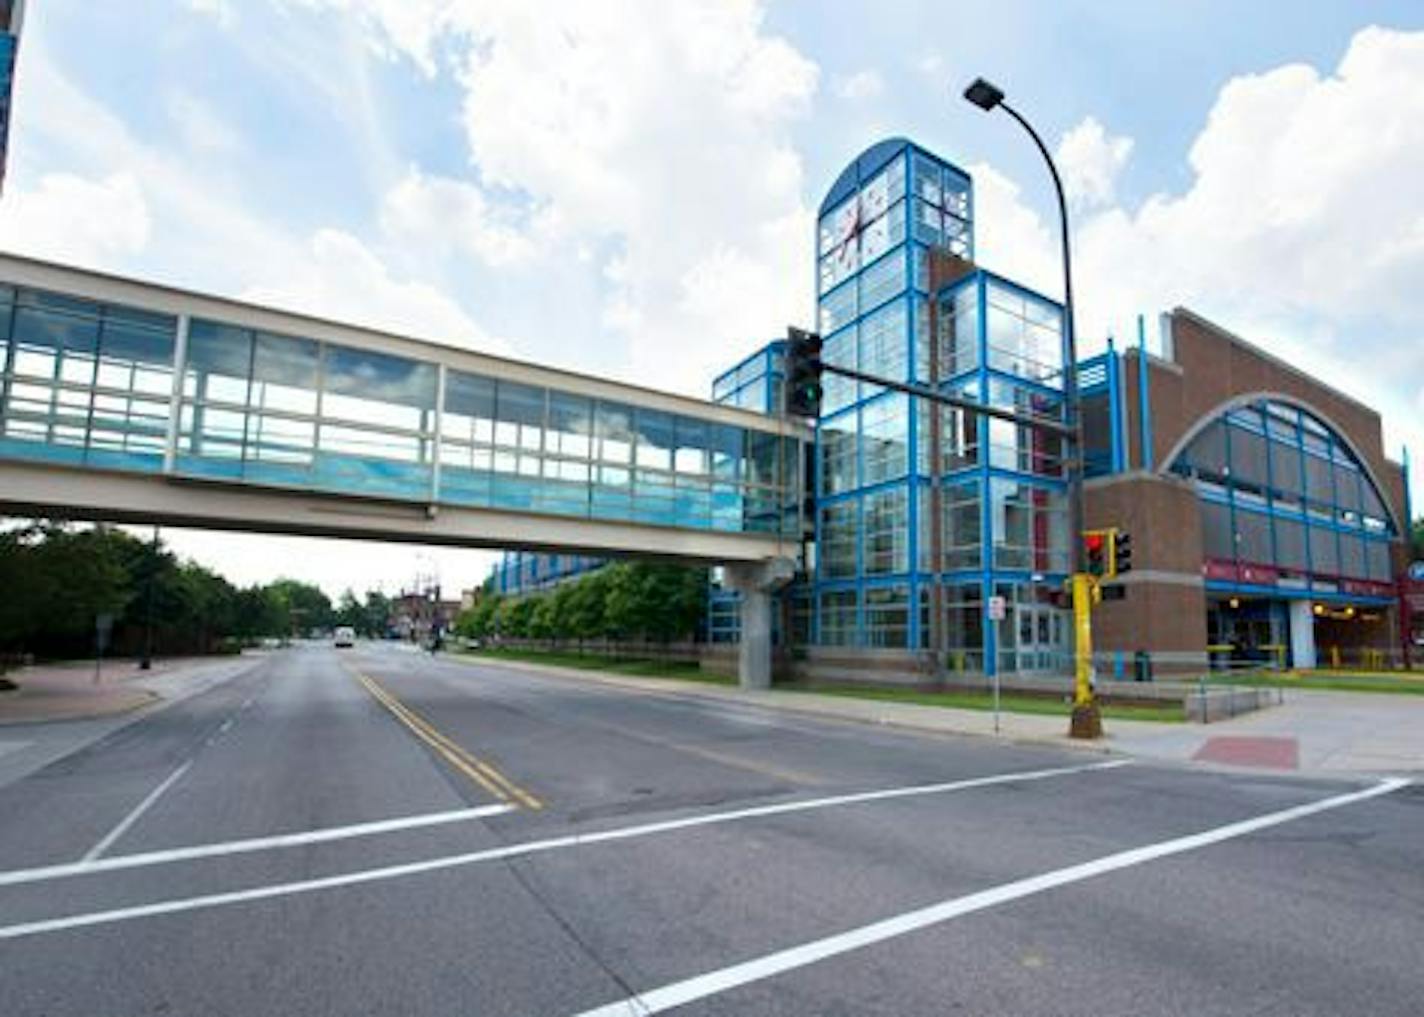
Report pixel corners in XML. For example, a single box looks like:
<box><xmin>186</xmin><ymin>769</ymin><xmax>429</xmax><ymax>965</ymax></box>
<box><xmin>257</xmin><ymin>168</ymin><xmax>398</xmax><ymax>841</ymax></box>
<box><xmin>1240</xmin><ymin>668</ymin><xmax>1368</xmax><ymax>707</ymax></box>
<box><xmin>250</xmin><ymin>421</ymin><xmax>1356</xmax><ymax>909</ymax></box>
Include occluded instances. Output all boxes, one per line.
<box><xmin>2</xmin><ymin>0</ymin><xmax>1421</xmax><ymax>595</ymax></box>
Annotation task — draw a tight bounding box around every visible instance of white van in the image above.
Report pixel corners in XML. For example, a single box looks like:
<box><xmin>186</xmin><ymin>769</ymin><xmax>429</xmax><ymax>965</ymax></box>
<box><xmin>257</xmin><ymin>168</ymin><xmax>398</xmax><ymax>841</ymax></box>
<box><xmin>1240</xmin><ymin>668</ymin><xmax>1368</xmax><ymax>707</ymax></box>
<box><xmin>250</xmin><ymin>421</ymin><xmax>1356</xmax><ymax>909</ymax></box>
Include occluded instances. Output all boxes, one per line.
<box><xmin>334</xmin><ymin>626</ymin><xmax>356</xmax><ymax>648</ymax></box>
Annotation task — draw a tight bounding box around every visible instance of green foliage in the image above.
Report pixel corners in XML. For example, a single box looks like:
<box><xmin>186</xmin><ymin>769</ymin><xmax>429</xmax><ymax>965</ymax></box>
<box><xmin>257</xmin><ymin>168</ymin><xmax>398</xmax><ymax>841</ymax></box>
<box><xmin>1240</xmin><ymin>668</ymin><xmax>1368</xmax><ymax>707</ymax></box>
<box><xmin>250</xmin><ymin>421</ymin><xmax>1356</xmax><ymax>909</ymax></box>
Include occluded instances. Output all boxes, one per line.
<box><xmin>0</xmin><ymin>522</ymin><xmax>361</xmax><ymax>660</ymax></box>
<box><xmin>1412</xmin><ymin>516</ymin><xmax>1423</xmax><ymax>559</ymax></box>
<box><xmin>456</xmin><ymin>594</ymin><xmax>502</xmax><ymax>640</ymax></box>
<box><xmin>473</xmin><ymin>561</ymin><xmax>707</xmax><ymax>647</ymax></box>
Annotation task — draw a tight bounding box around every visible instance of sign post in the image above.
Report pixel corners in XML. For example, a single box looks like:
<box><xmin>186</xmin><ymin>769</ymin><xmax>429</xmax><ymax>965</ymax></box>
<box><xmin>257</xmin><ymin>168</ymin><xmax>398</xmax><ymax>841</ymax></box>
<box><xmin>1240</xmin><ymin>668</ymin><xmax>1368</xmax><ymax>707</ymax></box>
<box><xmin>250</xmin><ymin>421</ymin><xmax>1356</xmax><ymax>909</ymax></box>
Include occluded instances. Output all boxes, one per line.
<box><xmin>986</xmin><ymin>596</ymin><xmax>1007</xmax><ymax>732</ymax></box>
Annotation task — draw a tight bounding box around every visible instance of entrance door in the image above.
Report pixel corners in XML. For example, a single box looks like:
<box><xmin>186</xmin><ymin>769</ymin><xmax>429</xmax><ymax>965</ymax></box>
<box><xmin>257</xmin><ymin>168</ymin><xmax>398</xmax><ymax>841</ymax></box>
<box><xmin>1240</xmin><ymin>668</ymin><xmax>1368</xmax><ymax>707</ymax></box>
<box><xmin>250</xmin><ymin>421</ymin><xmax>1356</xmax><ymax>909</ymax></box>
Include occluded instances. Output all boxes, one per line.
<box><xmin>1210</xmin><ymin>598</ymin><xmax>1287</xmax><ymax>669</ymax></box>
<box><xmin>1016</xmin><ymin>604</ymin><xmax>1069</xmax><ymax>673</ymax></box>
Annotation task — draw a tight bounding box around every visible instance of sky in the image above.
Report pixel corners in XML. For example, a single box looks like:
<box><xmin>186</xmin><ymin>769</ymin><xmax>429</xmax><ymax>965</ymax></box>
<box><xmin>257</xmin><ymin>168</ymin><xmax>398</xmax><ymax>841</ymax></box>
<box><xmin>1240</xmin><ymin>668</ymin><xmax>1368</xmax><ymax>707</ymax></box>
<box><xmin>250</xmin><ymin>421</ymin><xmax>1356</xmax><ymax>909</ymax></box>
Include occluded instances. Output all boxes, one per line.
<box><xmin>1</xmin><ymin>0</ymin><xmax>1422</xmax><ymax>598</ymax></box>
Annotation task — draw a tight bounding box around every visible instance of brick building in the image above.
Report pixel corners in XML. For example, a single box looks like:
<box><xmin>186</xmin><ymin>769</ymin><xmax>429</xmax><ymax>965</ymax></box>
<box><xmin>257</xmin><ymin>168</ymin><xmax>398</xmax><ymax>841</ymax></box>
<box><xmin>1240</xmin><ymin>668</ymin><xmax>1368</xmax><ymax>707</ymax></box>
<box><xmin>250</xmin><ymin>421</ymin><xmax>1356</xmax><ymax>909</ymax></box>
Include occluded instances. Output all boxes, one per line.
<box><xmin>1083</xmin><ymin>309</ymin><xmax>1412</xmax><ymax>672</ymax></box>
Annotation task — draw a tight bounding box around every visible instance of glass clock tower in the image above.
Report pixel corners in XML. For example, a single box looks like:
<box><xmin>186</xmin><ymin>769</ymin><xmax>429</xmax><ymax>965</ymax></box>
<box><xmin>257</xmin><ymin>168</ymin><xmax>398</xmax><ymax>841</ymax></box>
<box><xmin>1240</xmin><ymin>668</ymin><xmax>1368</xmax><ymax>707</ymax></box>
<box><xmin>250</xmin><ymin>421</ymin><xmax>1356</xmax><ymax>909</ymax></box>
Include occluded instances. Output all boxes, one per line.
<box><xmin>811</xmin><ymin>137</ymin><xmax>1072</xmax><ymax>676</ymax></box>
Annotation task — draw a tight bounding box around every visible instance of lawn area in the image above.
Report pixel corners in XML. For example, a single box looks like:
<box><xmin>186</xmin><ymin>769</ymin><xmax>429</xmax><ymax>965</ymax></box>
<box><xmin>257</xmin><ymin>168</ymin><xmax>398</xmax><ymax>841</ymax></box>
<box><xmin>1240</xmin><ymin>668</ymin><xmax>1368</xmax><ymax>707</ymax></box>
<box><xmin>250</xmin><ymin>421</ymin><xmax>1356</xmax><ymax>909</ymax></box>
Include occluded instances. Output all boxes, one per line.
<box><xmin>788</xmin><ymin>682</ymin><xmax>1187</xmax><ymax>723</ymax></box>
<box><xmin>1205</xmin><ymin>668</ymin><xmax>1424</xmax><ymax>696</ymax></box>
<box><xmin>463</xmin><ymin>648</ymin><xmax>1185</xmax><ymax>721</ymax></box>
<box><xmin>462</xmin><ymin>646</ymin><xmax>735</xmax><ymax>684</ymax></box>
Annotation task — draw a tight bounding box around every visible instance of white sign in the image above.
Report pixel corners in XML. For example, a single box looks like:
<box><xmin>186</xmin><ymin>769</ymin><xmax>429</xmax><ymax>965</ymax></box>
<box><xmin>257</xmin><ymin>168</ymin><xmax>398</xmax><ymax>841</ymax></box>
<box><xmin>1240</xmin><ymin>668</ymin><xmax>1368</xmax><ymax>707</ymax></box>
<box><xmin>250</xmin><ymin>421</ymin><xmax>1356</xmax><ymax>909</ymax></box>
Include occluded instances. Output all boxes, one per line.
<box><xmin>1409</xmin><ymin>561</ymin><xmax>1424</xmax><ymax>583</ymax></box>
<box><xmin>987</xmin><ymin>595</ymin><xmax>1007</xmax><ymax>622</ymax></box>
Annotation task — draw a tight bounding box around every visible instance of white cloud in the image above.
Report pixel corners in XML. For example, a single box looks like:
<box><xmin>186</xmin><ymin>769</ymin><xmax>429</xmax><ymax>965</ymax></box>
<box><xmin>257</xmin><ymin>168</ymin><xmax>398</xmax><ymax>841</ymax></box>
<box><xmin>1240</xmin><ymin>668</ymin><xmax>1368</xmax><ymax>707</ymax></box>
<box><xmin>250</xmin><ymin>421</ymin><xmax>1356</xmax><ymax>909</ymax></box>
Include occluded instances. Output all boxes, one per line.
<box><xmin>1055</xmin><ymin>115</ymin><xmax>1133</xmax><ymax>210</ymax></box>
<box><xmin>915</xmin><ymin>53</ymin><xmax>944</xmax><ymax>78</ymax></box>
<box><xmin>166</xmin><ymin>91</ymin><xmax>243</xmax><ymax>155</ymax></box>
<box><xmin>0</xmin><ymin>171</ymin><xmax>150</xmax><ymax>266</ymax></box>
<box><xmin>834</xmin><ymin>69</ymin><xmax>885</xmax><ymax>101</ymax></box>
<box><xmin>184</xmin><ymin>0</ymin><xmax>238</xmax><ymax>29</ymax></box>
<box><xmin>287</xmin><ymin>0</ymin><xmax>819</xmax><ymax>394</ymax></box>
<box><xmin>379</xmin><ymin>167</ymin><xmax>541</xmax><ymax>267</ymax></box>
<box><xmin>242</xmin><ymin>229</ymin><xmax>507</xmax><ymax>353</ymax></box>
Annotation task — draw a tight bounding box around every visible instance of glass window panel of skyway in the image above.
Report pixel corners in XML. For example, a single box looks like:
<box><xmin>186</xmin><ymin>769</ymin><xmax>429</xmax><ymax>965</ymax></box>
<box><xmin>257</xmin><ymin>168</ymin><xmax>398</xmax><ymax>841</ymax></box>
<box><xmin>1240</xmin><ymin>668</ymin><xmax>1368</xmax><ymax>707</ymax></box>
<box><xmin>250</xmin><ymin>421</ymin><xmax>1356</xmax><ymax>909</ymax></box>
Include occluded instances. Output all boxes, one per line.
<box><xmin>436</xmin><ymin>368</ymin><xmax>793</xmax><ymax>534</ymax></box>
<box><xmin>2</xmin><ymin>288</ymin><xmax>176</xmax><ymax>470</ymax></box>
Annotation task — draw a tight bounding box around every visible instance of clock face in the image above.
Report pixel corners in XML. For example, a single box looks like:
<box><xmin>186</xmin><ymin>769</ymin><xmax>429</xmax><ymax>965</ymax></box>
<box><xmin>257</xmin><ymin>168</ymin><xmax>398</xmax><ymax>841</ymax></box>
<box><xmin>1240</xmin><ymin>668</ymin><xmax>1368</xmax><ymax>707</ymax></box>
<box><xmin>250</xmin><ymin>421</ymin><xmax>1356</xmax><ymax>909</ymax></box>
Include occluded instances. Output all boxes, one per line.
<box><xmin>860</xmin><ymin>213</ymin><xmax>889</xmax><ymax>265</ymax></box>
<box><xmin>861</xmin><ymin>172</ymin><xmax>889</xmax><ymax>220</ymax></box>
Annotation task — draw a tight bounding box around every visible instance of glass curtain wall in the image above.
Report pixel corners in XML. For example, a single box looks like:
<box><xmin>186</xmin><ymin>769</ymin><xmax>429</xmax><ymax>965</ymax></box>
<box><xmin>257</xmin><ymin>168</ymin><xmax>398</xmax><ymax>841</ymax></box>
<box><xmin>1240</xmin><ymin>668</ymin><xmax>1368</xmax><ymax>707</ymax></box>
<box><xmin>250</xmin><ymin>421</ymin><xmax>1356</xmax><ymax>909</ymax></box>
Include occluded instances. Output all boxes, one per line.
<box><xmin>916</xmin><ymin>271</ymin><xmax>1071</xmax><ymax>674</ymax></box>
<box><xmin>812</xmin><ymin>139</ymin><xmax>983</xmax><ymax>654</ymax></box>
<box><xmin>1169</xmin><ymin>399</ymin><xmax>1396</xmax><ymax>587</ymax></box>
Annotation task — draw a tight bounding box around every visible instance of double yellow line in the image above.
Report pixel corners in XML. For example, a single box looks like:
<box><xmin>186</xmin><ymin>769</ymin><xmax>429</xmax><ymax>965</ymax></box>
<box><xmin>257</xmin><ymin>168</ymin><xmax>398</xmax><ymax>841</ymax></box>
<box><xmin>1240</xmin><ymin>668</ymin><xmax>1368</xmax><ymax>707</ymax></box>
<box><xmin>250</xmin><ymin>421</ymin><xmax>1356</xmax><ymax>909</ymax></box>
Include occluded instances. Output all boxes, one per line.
<box><xmin>356</xmin><ymin>672</ymin><xmax>542</xmax><ymax>810</ymax></box>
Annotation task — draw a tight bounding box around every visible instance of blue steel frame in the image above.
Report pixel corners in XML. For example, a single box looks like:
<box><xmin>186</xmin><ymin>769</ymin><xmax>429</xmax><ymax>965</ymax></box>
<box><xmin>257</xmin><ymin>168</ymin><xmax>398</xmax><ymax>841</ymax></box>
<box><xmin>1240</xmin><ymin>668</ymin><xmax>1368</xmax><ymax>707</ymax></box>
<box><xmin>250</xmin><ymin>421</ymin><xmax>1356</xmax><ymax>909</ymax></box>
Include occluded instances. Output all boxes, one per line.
<box><xmin>809</xmin><ymin>138</ymin><xmax>1077</xmax><ymax>673</ymax></box>
<box><xmin>1078</xmin><ymin>343</ymin><xmax>1125</xmax><ymax>477</ymax></box>
<box><xmin>710</xmin><ymin>340</ymin><xmax>786</xmax><ymax>415</ymax></box>
<box><xmin>1136</xmin><ymin>314</ymin><xmax>1154</xmax><ymax>471</ymax></box>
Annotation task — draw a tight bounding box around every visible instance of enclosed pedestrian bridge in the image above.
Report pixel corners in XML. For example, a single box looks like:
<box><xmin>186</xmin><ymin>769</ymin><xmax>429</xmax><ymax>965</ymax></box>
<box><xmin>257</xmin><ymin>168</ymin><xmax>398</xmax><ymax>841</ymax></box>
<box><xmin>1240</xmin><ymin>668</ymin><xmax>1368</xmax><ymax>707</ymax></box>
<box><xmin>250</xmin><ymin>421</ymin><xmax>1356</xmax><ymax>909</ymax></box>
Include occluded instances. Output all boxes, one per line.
<box><xmin>0</xmin><ymin>255</ymin><xmax>810</xmax><ymax>566</ymax></box>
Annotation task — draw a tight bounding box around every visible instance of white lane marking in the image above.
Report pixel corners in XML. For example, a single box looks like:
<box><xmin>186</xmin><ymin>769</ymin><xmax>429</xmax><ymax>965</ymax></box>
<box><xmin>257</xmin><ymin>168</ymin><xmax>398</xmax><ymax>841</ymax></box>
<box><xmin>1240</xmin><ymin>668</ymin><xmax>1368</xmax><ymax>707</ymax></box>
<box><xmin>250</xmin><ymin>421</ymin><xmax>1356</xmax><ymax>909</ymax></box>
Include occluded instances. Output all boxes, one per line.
<box><xmin>80</xmin><ymin>760</ymin><xmax>194</xmax><ymax>863</ymax></box>
<box><xmin>0</xmin><ymin>803</ymin><xmax>516</xmax><ymax>888</ymax></box>
<box><xmin>0</xmin><ymin>759</ymin><xmax>1124</xmax><ymax>940</ymax></box>
<box><xmin>569</xmin><ymin>777</ymin><xmax>1410</xmax><ymax>1017</ymax></box>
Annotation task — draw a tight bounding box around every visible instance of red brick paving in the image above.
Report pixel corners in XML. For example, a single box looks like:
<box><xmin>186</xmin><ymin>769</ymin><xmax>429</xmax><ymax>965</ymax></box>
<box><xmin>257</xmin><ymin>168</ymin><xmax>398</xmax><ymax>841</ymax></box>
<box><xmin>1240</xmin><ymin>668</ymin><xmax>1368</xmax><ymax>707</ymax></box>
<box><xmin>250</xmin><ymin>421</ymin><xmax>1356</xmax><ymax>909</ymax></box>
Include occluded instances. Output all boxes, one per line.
<box><xmin>1193</xmin><ymin>735</ymin><xmax>1300</xmax><ymax>770</ymax></box>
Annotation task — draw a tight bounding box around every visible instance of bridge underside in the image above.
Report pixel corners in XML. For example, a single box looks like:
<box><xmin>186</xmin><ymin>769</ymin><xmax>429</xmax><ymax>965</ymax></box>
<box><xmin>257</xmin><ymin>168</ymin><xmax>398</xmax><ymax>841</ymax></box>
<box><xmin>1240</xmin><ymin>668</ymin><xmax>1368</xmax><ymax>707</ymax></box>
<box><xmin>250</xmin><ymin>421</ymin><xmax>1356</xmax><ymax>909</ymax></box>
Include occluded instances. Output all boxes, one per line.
<box><xmin>0</xmin><ymin>459</ymin><xmax>793</xmax><ymax>564</ymax></box>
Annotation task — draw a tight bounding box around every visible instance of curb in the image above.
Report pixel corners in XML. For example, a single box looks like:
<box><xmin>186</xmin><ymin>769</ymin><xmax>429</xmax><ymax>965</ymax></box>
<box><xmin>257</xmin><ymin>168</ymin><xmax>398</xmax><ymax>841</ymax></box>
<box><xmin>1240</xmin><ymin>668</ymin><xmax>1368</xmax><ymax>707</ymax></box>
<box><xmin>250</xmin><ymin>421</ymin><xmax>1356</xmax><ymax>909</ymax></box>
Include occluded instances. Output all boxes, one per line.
<box><xmin>0</xmin><ymin>688</ymin><xmax>161</xmax><ymax>727</ymax></box>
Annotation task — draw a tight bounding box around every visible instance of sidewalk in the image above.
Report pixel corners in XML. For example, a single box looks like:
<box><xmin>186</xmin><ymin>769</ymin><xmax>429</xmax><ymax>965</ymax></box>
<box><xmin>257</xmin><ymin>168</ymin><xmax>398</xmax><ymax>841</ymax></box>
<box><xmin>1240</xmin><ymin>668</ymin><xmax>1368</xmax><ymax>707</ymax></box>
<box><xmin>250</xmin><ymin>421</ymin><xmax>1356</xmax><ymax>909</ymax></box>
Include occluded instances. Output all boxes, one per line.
<box><xmin>451</xmin><ymin>655</ymin><xmax>1424</xmax><ymax>777</ymax></box>
<box><xmin>0</xmin><ymin>654</ymin><xmax>266</xmax><ymax>791</ymax></box>
<box><xmin>1111</xmin><ymin>688</ymin><xmax>1424</xmax><ymax>774</ymax></box>
<box><xmin>0</xmin><ymin>654</ymin><xmax>259</xmax><ymax>725</ymax></box>
<box><xmin>1</xmin><ymin>659</ymin><xmax>159</xmax><ymax>724</ymax></box>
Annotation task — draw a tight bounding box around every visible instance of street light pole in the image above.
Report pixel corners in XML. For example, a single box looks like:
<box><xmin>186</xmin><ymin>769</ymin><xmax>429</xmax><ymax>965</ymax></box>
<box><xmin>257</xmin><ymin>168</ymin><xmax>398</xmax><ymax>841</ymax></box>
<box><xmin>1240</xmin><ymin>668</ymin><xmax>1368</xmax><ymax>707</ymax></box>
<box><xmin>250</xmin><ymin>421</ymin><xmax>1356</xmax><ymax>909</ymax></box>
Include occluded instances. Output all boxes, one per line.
<box><xmin>963</xmin><ymin>76</ymin><xmax>1100</xmax><ymax>738</ymax></box>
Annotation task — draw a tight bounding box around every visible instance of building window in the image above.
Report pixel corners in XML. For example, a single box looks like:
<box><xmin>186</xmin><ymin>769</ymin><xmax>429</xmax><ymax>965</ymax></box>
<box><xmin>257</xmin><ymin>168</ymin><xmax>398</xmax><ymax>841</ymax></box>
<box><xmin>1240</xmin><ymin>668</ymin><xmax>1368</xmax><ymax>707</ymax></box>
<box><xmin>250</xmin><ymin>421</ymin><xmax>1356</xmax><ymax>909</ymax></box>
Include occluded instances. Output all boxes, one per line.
<box><xmin>819</xmin><ymin>413</ymin><xmax>857</xmax><ymax>496</ymax></box>
<box><xmin>990</xmin><ymin>479</ymin><xmax>1069</xmax><ymax>573</ymax></box>
<box><xmin>863</xmin><ymin>486</ymin><xmax>909</xmax><ymax>575</ymax></box>
<box><xmin>865</xmin><ymin>585</ymin><xmax>909</xmax><ymax>648</ymax></box>
<box><xmin>861</xmin><ymin>393</ymin><xmax>908</xmax><ymax>486</ymax></box>
<box><xmin>818</xmin><ymin>589</ymin><xmax>858</xmax><ymax>646</ymax></box>
<box><xmin>985</xmin><ymin>281</ymin><xmax>1062</xmax><ymax>386</ymax></box>
<box><xmin>859</xmin><ymin>300</ymin><xmax>908</xmax><ymax>383</ymax></box>
<box><xmin>818</xmin><ymin>501</ymin><xmax>858</xmax><ymax>579</ymax></box>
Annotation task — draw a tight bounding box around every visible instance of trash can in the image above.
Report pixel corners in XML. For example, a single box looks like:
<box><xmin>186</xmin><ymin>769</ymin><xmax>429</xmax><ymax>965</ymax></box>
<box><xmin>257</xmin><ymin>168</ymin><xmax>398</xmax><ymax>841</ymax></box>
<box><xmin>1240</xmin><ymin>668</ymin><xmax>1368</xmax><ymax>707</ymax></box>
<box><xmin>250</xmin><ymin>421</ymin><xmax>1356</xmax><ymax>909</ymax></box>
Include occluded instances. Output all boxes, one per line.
<box><xmin>1133</xmin><ymin>650</ymin><xmax>1153</xmax><ymax>682</ymax></box>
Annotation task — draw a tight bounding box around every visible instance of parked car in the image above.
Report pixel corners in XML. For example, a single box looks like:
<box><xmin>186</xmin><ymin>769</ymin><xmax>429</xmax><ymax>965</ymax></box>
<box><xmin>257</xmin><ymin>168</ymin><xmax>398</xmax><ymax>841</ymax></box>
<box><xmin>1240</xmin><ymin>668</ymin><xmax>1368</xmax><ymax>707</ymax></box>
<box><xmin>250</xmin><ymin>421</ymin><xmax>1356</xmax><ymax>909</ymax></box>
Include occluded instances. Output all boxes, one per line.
<box><xmin>334</xmin><ymin>626</ymin><xmax>356</xmax><ymax>648</ymax></box>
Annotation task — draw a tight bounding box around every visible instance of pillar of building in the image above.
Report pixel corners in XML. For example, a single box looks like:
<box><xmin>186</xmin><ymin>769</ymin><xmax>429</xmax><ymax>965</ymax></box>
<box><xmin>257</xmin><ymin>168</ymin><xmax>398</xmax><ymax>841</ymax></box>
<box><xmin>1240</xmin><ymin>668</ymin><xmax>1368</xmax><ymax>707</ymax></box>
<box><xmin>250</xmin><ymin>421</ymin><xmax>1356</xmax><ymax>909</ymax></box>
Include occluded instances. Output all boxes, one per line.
<box><xmin>724</xmin><ymin>557</ymin><xmax>796</xmax><ymax>690</ymax></box>
<box><xmin>1289</xmin><ymin>599</ymin><xmax>1317</xmax><ymax>670</ymax></box>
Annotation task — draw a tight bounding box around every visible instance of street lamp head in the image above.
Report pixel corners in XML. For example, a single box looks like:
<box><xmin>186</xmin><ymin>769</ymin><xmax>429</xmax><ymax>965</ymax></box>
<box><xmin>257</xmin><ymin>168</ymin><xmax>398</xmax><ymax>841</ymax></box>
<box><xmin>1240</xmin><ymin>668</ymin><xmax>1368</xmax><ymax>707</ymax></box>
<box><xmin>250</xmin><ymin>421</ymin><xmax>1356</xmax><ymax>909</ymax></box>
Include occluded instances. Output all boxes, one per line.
<box><xmin>963</xmin><ymin>77</ymin><xmax>1005</xmax><ymax>112</ymax></box>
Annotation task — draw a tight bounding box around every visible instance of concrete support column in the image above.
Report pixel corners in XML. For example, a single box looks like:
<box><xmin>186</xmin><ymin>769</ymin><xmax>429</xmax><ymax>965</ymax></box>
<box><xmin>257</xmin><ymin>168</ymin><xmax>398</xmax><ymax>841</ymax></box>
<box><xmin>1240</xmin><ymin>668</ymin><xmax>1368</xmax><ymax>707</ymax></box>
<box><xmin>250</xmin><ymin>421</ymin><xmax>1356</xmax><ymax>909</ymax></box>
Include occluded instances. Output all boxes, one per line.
<box><xmin>1289</xmin><ymin>599</ymin><xmax>1317</xmax><ymax>670</ymax></box>
<box><xmin>737</xmin><ymin>585</ymin><xmax>773</xmax><ymax>690</ymax></box>
<box><xmin>724</xmin><ymin>557</ymin><xmax>796</xmax><ymax>691</ymax></box>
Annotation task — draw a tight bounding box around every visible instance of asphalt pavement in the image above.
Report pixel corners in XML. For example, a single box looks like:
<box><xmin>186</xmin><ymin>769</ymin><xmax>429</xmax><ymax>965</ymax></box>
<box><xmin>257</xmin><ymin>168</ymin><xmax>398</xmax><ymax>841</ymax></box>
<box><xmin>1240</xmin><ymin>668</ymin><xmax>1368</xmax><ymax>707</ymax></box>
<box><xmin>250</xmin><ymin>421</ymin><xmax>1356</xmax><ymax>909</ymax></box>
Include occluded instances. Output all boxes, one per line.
<box><xmin>1</xmin><ymin>643</ymin><xmax>1420</xmax><ymax>1016</ymax></box>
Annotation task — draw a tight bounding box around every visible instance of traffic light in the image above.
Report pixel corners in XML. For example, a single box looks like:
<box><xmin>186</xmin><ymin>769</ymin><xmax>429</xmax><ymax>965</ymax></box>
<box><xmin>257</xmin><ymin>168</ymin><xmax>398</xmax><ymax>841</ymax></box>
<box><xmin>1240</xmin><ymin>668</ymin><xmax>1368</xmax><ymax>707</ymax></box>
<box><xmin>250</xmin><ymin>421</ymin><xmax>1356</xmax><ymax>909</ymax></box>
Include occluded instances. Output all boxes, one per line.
<box><xmin>1083</xmin><ymin>530</ymin><xmax>1108</xmax><ymax>577</ymax></box>
<box><xmin>1112</xmin><ymin>530</ymin><xmax>1132</xmax><ymax>576</ymax></box>
<box><xmin>784</xmin><ymin>327</ymin><xmax>824</xmax><ymax>419</ymax></box>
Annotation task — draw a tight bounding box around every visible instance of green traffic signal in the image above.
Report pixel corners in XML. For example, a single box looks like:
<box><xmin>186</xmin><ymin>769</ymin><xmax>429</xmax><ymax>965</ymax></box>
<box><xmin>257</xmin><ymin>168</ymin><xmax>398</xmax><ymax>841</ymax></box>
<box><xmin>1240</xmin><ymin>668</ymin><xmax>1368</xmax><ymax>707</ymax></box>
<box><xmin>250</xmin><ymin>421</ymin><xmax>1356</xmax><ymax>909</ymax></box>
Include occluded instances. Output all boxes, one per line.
<box><xmin>784</xmin><ymin>327</ymin><xmax>824</xmax><ymax>419</ymax></box>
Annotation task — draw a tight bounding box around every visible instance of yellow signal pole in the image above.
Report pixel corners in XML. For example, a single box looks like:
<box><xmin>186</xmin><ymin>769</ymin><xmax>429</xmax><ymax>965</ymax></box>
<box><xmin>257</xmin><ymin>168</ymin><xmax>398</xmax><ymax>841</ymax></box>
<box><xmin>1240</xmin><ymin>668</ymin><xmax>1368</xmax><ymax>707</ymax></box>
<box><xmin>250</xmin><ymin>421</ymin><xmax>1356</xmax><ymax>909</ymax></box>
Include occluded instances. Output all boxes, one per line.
<box><xmin>1069</xmin><ymin>571</ymin><xmax>1103</xmax><ymax>739</ymax></box>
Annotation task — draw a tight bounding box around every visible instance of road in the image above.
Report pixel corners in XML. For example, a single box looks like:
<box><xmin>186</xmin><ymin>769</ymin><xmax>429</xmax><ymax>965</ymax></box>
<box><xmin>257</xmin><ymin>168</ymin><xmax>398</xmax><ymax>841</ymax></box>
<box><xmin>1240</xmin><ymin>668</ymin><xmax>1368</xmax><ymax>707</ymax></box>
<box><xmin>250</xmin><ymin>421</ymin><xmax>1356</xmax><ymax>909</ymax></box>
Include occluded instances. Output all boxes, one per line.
<box><xmin>1</xmin><ymin>643</ymin><xmax>1420</xmax><ymax>1016</ymax></box>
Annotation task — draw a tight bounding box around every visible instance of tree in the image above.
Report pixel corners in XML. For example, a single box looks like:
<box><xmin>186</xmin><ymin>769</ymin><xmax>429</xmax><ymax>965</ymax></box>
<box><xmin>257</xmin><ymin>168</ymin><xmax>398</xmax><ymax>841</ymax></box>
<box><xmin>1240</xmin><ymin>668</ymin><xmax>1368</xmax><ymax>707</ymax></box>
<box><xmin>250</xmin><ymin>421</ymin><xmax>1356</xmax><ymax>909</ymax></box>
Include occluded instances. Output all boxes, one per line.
<box><xmin>565</xmin><ymin>570</ymin><xmax>608</xmax><ymax>652</ymax></box>
<box><xmin>265</xmin><ymin>579</ymin><xmax>334</xmax><ymax>636</ymax></box>
<box><xmin>1412</xmin><ymin>516</ymin><xmax>1423</xmax><ymax>560</ymax></box>
<box><xmin>362</xmin><ymin>590</ymin><xmax>392</xmax><ymax>638</ymax></box>
<box><xmin>529</xmin><ymin>596</ymin><xmax>558</xmax><ymax>646</ymax></box>
<box><xmin>498</xmin><ymin>596</ymin><xmax>536</xmax><ymax>639</ymax></box>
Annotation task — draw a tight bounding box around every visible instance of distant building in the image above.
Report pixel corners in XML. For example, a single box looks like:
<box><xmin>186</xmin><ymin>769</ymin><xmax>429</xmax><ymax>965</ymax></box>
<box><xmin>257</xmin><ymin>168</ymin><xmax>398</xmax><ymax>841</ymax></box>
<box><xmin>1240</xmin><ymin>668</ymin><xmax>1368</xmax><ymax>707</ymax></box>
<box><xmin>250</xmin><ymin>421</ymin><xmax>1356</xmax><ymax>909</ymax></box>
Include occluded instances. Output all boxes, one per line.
<box><xmin>0</xmin><ymin>1</ymin><xmax>24</xmax><ymax>194</ymax></box>
<box><xmin>486</xmin><ymin>550</ymin><xmax>606</xmax><ymax>596</ymax></box>
<box><xmin>389</xmin><ymin>590</ymin><xmax>460</xmax><ymax>642</ymax></box>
